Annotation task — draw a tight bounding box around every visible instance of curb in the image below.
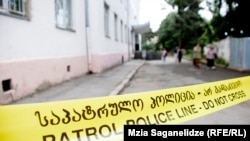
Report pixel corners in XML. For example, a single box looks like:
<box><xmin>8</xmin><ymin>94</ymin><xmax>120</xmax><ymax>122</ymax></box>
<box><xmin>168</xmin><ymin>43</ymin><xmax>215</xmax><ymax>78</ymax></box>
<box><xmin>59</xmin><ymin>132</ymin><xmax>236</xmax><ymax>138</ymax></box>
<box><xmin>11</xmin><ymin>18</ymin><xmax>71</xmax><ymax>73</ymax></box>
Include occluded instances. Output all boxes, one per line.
<box><xmin>108</xmin><ymin>60</ymin><xmax>146</xmax><ymax>96</ymax></box>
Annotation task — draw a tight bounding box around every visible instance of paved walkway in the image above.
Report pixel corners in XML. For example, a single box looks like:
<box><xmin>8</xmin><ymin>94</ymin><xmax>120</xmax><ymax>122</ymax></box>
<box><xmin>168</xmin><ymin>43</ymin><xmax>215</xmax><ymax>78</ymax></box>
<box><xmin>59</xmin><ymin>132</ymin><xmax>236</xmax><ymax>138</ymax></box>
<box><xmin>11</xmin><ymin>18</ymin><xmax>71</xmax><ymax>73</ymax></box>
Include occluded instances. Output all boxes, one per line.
<box><xmin>11</xmin><ymin>59</ymin><xmax>145</xmax><ymax>104</ymax></box>
<box><xmin>11</xmin><ymin>56</ymin><xmax>250</xmax><ymax>106</ymax></box>
<box><xmin>120</xmin><ymin>56</ymin><xmax>250</xmax><ymax>124</ymax></box>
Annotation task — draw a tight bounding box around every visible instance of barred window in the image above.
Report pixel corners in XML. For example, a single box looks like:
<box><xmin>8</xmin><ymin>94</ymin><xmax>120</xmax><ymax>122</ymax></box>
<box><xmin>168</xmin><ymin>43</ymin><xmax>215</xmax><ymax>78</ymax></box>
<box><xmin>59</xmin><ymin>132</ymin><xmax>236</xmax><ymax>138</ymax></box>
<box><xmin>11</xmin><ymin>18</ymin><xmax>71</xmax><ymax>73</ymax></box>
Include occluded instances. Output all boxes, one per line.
<box><xmin>0</xmin><ymin>0</ymin><xmax>27</xmax><ymax>17</ymax></box>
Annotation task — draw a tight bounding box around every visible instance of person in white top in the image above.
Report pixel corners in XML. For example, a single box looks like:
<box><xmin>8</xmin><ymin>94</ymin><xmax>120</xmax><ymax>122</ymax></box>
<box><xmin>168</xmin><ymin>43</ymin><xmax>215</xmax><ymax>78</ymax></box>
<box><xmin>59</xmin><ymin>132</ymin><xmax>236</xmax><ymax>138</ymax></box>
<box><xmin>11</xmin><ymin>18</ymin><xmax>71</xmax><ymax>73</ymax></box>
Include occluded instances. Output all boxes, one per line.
<box><xmin>206</xmin><ymin>44</ymin><xmax>216</xmax><ymax>70</ymax></box>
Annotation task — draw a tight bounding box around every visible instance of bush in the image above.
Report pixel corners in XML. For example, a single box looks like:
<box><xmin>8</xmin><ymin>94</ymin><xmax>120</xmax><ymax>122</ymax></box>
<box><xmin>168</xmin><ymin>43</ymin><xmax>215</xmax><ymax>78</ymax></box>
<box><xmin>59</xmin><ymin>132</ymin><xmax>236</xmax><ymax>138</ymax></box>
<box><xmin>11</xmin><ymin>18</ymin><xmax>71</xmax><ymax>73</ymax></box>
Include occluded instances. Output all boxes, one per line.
<box><xmin>215</xmin><ymin>57</ymin><xmax>229</xmax><ymax>66</ymax></box>
<box><xmin>142</xmin><ymin>43</ymin><xmax>155</xmax><ymax>51</ymax></box>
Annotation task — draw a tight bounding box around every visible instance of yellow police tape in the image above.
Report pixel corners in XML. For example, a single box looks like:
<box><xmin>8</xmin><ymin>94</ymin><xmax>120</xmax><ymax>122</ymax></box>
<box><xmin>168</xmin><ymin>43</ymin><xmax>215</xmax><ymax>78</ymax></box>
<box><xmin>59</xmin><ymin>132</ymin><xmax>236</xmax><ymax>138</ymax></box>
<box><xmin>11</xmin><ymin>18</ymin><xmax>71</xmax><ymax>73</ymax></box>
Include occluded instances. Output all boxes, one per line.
<box><xmin>0</xmin><ymin>76</ymin><xmax>250</xmax><ymax>141</ymax></box>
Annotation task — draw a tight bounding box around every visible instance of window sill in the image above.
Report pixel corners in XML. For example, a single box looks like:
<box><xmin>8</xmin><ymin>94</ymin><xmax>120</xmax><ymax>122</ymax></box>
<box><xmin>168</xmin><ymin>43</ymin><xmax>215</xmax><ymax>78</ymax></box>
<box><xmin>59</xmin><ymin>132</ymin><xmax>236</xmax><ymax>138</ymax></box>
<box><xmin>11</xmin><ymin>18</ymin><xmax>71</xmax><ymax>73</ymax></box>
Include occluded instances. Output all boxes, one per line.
<box><xmin>3</xmin><ymin>89</ymin><xmax>15</xmax><ymax>95</ymax></box>
<box><xmin>105</xmin><ymin>35</ymin><xmax>111</xmax><ymax>39</ymax></box>
<box><xmin>0</xmin><ymin>12</ymin><xmax>30</xmax><ymax>21</ymax></box>
<box><xmin>56</xmin><ymin>25</ymin><xmax>76</xmax><ymax>32</ymax></box>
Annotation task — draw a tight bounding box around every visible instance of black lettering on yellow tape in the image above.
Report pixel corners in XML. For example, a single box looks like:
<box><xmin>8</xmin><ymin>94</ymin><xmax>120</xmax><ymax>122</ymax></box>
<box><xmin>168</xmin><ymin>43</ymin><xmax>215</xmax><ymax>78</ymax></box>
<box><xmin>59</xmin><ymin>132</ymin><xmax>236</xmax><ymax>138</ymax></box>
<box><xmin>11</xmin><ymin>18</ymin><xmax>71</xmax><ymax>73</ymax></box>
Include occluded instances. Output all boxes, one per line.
<box><xmin>0</xmin><ymin>76</ymin><xmax>249</xmax><ymax>141</ymax></box>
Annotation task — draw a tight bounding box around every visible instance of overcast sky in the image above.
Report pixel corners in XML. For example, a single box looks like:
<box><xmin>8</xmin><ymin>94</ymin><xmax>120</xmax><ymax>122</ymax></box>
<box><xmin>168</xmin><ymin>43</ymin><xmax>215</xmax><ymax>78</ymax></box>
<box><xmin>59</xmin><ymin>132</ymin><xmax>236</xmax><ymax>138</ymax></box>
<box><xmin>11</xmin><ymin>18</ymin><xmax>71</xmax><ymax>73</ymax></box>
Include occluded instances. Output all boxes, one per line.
<box><xmin>139</xmin><ymin>0</ymin><xmax>213</xmax><ymax>32</ymax></box>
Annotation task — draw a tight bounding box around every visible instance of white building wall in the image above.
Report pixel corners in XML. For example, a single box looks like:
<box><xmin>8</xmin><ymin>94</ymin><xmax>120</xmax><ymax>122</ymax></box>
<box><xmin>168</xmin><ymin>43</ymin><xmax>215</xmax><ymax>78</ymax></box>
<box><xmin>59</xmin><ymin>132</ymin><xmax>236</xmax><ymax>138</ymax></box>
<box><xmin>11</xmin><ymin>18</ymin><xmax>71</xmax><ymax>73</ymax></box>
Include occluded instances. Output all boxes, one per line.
<box><xmin>88</xmin><ymin>0</ymin><xmax>140</xmax><ymax>73</ymax></box>
<box><xmin>87</xmin><ymin>0</ymin><xmax>125</xmax><ymax>54</ymax></box>
<box><xmin>0</xmin><ymin>0</ymin><xmax>89</xmax><ymax>104</ymax></box>
<box><xmin>0</xmin><ymin>0</ymin><xmax>86</xmax><ymax>61</ymax></box>
<box><xmin>0</xmin><ymin>0</ymin><xmax>141</xmax><ymax>104</ymax></box>
<box><xmin>128</xmin><ymin>0</ymin><xmax>141</xmax><ymax>56</ymax></box>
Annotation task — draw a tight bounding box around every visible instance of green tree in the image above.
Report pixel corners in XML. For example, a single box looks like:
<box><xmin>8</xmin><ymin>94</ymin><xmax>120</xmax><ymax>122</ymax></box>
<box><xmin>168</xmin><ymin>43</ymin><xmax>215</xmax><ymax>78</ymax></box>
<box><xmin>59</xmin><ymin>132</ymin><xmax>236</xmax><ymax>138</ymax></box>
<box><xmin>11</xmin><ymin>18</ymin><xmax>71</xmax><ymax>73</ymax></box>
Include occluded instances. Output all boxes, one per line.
<box><xmin>157</xmin><ymin>0</ymin><xmax>205</xmax><ymax>51</ymax></box>
<box><xmin>207</xmin><ymin>0</ymin><xmax>250</xmax><ymax>39</ymax></box>
<box><xmin>141</xmin><ymin>29</ymin><xmax>155</xmax><ymax>45</ymax></box>
<box><xmin>157</xmin><ymin>12</ymin><xmax>179</xmax><ymax>51</ymax></box>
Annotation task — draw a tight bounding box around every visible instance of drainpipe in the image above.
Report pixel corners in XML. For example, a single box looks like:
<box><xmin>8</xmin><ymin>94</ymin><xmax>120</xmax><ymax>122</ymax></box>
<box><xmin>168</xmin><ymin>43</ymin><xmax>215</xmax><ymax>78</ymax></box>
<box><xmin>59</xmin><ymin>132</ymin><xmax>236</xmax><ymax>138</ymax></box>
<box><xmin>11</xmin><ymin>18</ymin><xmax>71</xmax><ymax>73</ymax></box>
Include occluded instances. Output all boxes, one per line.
<box><xmin>84</xmin><ymin>0</ymin><xmax>92</xmax><ymax>73</ymax></box>
<box><xmin>85</xmin><ymin>28</ymin><xmax>92</xmax><ymax>74</ymax></box>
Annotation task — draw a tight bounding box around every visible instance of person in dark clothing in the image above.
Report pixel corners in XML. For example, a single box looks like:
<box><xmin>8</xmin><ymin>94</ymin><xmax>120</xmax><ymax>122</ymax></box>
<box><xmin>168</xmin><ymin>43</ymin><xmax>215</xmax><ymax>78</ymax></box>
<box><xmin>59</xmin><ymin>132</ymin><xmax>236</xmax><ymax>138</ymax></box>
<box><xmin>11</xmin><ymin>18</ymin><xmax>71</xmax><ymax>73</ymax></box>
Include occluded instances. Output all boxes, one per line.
<box><xmin>177</xmin><ymin>47</ymin><xmax>183</xmax><ymax>63</ymax></box>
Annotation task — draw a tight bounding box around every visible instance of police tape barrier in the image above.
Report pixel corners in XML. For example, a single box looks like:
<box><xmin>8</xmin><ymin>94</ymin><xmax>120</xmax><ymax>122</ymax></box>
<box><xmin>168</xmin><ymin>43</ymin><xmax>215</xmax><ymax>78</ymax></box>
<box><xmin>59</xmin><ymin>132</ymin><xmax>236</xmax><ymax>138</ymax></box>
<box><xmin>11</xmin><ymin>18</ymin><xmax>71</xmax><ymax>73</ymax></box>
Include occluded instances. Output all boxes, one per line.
<box><xmin>0</xmin><ymin>76</ymin><xmax>250</xmax><ymax>141</ymax></box>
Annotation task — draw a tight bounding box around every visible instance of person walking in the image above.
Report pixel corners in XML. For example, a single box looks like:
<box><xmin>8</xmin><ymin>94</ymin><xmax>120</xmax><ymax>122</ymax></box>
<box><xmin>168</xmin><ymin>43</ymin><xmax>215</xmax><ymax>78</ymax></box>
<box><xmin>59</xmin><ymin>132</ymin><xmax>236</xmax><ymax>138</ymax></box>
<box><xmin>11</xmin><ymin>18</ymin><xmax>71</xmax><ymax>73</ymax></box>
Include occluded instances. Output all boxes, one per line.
<box><xmin>192</xmin><ymin>43</ymin><xmax>202</xmax><ymax>68</ymax></box>
<box><xmin>177</xmin><ymin>47</ymin><xmax>183</xmax><ymax>63</ymax></box>
<box><xmin>174</xmin><ymin>47</ymin><xmax>178</xmax><ymax>62</ymax></box>
<box><xmin>206</xmin><ymin>44</ymin><xmax>216</xmax><ymax>70</ymax></box>
<box><xmin>161</xmin><ymin>48</ymin><xmax>167</xmax><ymax>62</ymax></box>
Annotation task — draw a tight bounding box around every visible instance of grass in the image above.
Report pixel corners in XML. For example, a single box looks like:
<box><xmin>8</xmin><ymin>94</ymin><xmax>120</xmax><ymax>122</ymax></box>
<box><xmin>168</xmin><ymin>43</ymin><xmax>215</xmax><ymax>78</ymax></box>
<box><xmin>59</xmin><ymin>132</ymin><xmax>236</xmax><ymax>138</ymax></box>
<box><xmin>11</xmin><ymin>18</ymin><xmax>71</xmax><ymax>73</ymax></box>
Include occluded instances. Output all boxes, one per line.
<box><xmin>184</xmin><ymin>53</ymin><xmax>229</xmax><ymax>67</ymax></box>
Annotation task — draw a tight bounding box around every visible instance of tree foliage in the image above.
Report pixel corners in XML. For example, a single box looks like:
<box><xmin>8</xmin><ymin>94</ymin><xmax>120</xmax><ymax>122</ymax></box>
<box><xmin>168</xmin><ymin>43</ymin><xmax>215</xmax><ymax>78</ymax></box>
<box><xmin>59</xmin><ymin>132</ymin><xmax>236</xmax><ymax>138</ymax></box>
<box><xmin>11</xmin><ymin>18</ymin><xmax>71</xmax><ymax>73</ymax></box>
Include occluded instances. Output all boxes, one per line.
<box><xmin>208</xmin><ymin>0</ymin><xmax>250</xmax><ymax>38</ymax></box>
<box><xmin>150</xmin><ymin>0</ymin><xmax>249</xmax><ymax>52</ymax></box>
<box><xmin>141</xmin><ymin>29</ymin><xmax>155</xmax><ymax>45</ymax></box>
<box><xmin>157</xmin><ymin>0</ymin><xmax>205</xmax><ymax>51</ymax></box>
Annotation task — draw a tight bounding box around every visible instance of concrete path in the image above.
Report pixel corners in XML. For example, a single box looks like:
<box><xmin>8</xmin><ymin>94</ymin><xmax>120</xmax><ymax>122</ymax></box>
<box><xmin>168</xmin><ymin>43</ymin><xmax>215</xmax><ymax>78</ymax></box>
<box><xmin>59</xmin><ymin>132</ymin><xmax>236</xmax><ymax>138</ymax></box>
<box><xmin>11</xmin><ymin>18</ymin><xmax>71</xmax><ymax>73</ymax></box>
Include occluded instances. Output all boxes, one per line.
<box><xmin>120</xmin><ymin>56</ymin><xmax>250</xmax><ymax>124</ymax></box>
<box><xmin>11</xmin><ymin>60</ymin><xmax>145</xmax><ymax>104</ymax></box>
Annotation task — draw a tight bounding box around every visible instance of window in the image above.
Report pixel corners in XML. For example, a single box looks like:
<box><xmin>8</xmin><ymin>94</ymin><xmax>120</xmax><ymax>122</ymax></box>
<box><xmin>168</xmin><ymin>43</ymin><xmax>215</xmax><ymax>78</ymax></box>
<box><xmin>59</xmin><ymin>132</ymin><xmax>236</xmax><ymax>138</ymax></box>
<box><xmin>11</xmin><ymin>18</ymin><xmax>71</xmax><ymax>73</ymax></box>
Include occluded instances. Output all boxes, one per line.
<box><xmin>0</xmin><ymin>0</ymin><xmax>28</xmax><ymax>18</ymax></box>
<box><xmin>130</xmin><ymin>31</ymin><xmax>133</xmax><ymax>45</ymax></box>
<box><xmin>2</xmin><ymin>79</ymin><xmax>12</xmax><ymax>92</ymax></box>
<box><xmin>114</xmin><ymin>13</ymin><xmax>118</xmax><ymax>40</ymax></box>
<box><xmin>104</xmin><ymin>2</ymin><xmax>109</xmax><ymax>37</ymax></box>
<box><xmin>125</xmin><ymin>25</ymin><xmax>127</xmax><ymax>44</ymax></box>
<box><xmin>120</xmin><ymin>20</ymin><xmax>123</xmax><ymax>42</ymax></box>
<box><xmin>0</xmin><ymin>0</ymin><xmax>3</xmax><ymax>6</ymax></box>
<box><xmin>55</xmin><ymin>0</ymin><xmax>73</xmax><ymax>30</ymax></box>
<box><xmin>124</xmin><ymin>0</ymin><xmax>127</xmax><ymax>9</ymax></box>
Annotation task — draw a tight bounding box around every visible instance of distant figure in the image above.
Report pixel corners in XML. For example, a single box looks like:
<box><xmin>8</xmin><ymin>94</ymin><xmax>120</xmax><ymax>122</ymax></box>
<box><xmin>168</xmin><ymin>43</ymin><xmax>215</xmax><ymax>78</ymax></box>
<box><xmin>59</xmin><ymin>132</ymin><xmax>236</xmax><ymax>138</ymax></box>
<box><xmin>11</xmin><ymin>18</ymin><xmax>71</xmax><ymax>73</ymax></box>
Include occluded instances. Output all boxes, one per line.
<box><xmin>206</xmin><ymin>44</ymin><xmax>216</xmax><ymax>70</ymax></box>
<box><xmin>161</xmin><ymin>48</ymin><xmax>168</xmax><ymax>62</ymax></box>
<box><xmin>192</xmin><ymin>44</ymin><xmax>202</xmax><ymax>68</ymax></box>
<box><xmin>177</xmin><ymin>47</ymin><xmax>183</xmax><ymax>63</ymax></box>
<box><xmin>174</xmin><ymin>47</ymin><xmax>178</xmax><ymax>62</ymax></box>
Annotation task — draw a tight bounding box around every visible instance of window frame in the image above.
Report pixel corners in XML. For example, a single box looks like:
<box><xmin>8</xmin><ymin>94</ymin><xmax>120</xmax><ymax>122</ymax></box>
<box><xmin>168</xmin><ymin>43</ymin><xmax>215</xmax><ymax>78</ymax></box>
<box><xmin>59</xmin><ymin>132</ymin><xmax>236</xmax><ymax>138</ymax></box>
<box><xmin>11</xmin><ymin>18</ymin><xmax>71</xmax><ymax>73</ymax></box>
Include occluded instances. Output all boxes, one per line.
<box><xmin>0</xmin><ymin>0</ymin><xmax>29</xmax><ymax>20</ymax></box>
<box><xmin>125</xmin><ymin>24</ymin><xmax>127</xmax><ymax>44</ymax></box>
<box><xmin>55</xmin><ymin>0</ymin><xmax>75</xmax><ymax>31</ymax></box>
<box><xmin>114</xmin><ymin>13</ymin><xmax>118</xmax><ymax>41</ymax></box>
<box><xmin>104</xmin><ymin>2</ymin><xmax>110</xmax><ymax>37</ymax></box>
<box><xmin>120</xmin><ymin>20</ymin><xmax>123</xmax><ymax>42</ymax></box>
